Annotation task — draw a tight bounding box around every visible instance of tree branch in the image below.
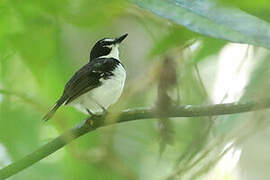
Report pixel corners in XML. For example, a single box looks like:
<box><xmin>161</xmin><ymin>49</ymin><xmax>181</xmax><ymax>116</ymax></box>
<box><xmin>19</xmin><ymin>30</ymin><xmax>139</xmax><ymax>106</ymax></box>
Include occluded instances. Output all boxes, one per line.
<box><xmin>1</xmin><ymin>98</ymin><xmax>270</xmax><ymax>179</ymax></box>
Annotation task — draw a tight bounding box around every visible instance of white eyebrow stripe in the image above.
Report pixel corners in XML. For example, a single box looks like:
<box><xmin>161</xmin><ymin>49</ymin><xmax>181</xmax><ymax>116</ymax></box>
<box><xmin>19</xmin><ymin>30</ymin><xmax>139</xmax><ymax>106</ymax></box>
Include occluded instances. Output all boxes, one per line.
<box><xmin>103</xmin><ymin>38</ymin><xmax>114</xmax><ymax>42</ymax></box>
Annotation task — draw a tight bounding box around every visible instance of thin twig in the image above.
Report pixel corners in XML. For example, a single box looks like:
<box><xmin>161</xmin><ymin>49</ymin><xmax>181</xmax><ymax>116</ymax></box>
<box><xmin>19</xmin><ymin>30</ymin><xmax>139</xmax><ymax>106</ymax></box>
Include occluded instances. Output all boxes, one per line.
<box><xmin>1</xmin><ymin>99</ymin><xmax>270</xmax><ymax>179</ymax></box>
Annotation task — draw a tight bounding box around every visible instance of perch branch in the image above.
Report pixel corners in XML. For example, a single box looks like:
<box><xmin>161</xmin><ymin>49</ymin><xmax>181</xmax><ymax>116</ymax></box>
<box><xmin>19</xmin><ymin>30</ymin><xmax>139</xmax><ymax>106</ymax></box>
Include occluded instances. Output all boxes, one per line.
<box><xmin>1</xmin><ymin>98</ymin><xmax>270</xmax><ymax>179</ymax></box>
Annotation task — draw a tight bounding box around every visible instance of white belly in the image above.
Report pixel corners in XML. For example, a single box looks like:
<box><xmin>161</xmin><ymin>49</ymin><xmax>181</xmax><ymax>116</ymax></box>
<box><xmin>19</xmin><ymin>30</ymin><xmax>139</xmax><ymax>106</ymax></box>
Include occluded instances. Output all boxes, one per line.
<box><xmin>69</xmin><ymin>64</ymin><xmax>126</xmax><ymax>114</ymax></box>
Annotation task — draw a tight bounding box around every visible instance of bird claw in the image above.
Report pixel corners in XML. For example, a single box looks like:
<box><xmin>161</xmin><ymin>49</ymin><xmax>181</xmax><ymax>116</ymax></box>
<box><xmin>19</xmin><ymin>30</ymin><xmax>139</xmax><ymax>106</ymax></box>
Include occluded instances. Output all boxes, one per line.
<box><xmin>102</xmin><ymin>108</ymin><xmax>108</xmax><ymax>115</ymax></box>
<box><xmin>86</xmin><ymin>109</ymin><xmax>94</xmax><ymax>116</ymax></box>
<box><xmin>87</xmin><ymin>118</ymin><xmax>94</xmax><ymax>125</ymax></box>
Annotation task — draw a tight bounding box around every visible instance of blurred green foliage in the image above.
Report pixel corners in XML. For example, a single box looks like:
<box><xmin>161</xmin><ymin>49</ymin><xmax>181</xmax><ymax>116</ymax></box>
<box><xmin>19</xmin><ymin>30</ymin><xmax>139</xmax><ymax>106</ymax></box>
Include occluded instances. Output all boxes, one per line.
<box><xmin>1</xmin><ymin>0</ymin><xmax>270</xmax><ymax>179</ymax></box>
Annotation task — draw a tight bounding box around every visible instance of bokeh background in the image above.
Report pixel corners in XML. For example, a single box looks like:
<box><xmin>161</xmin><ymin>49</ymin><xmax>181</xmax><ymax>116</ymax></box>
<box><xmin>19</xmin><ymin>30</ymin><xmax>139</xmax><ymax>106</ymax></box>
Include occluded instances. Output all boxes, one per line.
<box><xmin>1</xmin><ymin>0</ymin><xmax>270</xmax><ymax>179</ymax></box>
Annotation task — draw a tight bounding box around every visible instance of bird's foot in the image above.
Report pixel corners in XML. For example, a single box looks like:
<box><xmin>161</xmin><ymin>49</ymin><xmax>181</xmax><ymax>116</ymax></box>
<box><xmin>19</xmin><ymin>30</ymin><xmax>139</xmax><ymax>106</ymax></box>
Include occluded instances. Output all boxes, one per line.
<box><xmin>85</xmin><ymin>109</ymin><xmax>96</xmax><ymax>127</ymax></box>
<box><xmin>102</xmin><ymin>108</ymin><xmax>108</xmax><ymax>116</ymax></box>
<box><xmin>95</xmin><ymin>103</ymin><xmax>107</xmax><ymax>115</ymax></box>
<box><xmin>86</xmin><ymin>118</ymin><xmax>94</xmax><ymax>127</ymax></box>
<box><xmin>86</xmin><ymin>108</ymin><xmax>94</xmax><ymax>116</ymax></box>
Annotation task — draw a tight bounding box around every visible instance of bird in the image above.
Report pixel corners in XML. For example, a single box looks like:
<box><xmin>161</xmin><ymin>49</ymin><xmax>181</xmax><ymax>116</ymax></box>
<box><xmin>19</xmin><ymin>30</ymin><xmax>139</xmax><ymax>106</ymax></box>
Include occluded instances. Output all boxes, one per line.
<box><xmin>43</xmin><ymin>33</ymin><xmax>128</xmax><ymax>121</ymax></box>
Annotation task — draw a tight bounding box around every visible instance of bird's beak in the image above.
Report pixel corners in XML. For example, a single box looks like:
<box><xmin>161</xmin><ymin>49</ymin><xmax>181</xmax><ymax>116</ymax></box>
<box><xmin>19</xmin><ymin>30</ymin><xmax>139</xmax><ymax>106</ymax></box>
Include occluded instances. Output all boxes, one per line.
<box><xmin>114</xmin><ymin>33</ymin><xmax>128</xmax><ymax>44</ymax></box>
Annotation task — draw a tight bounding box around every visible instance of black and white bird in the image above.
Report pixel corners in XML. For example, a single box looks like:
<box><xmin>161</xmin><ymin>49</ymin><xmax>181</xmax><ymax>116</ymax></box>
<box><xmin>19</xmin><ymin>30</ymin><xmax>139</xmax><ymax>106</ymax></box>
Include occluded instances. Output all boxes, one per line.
<box><xmin>43</xmin><ymin>33</ymin><xmax>128</xmax><ymax>121</ymax></box>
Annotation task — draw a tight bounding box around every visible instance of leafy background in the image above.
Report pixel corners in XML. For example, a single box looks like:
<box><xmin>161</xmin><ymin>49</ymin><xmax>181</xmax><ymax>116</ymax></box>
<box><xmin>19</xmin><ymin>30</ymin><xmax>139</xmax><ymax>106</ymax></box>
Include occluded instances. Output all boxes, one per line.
<box><xmin>1</xmin><ymin>0</ymin><xmax>270</xmax><ymax>179</ymax></box>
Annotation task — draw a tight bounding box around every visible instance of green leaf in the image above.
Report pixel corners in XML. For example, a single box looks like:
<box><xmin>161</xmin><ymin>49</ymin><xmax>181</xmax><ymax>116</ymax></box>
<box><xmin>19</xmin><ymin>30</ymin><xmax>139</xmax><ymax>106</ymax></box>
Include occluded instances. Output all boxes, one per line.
<box><xmin>9</xmin><ymin>19</ymin><xmax>58</xmax><ymax>80</ymax></box>
<box><xmin>148</xmin><ymin>27</ymin><xmax>196</xmax><ymax>57</ymax></box>
<box><xmin>62</xmin><ymin>0</ymin><xmax>126</xmax><ymax>27</ymax></box>
<box><xmin>217</xmin><ymin>0</ymin><xmax>270</xmax><ymax>22</ymax></box>
<box><xmin>218</xmin><ymin>0</ymin><xmax>270</xmax><ymax>10</ymax></box>
<box><xmin>132</xmin><ymin>0</ymin><xmax>270</xmax><ymax>49</ymax></box>
<box><xmin>192</xmin><ymin>37</ymin><xmax>226</xmax><ymax>63</ymax></box>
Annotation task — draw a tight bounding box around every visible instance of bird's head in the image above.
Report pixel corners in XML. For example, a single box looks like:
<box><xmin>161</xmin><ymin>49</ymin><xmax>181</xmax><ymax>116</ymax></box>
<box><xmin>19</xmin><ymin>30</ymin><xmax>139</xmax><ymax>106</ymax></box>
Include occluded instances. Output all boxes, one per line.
<box><xmin>90</xmin><ymin>33</ymin><xmax>128</xmax><ymax>60</ymax></box>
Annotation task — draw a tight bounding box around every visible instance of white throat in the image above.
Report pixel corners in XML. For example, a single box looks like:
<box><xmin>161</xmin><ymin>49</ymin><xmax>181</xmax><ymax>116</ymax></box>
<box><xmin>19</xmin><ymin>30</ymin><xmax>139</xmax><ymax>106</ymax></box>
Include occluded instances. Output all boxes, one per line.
<box><xmin>100</xmin><ymin>46</ymin><xmax>120</xmax><ymax>60</ymax></box>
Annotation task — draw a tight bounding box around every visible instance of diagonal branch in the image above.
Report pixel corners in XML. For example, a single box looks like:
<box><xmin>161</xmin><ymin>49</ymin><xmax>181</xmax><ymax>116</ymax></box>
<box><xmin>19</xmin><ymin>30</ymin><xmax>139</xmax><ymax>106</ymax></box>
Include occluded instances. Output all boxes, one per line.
<box><xmin>1</xmin><ymin>98</ymin><xmax>270</xmax><ymax>179</ymax></box>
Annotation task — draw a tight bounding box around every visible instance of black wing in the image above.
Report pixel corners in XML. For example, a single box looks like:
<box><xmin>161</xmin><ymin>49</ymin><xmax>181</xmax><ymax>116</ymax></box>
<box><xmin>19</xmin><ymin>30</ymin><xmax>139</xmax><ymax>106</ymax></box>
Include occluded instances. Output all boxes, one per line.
<box><xmin>63</xmin><ymin>57</ymin><xmax>120</xmax><ymax>104</ymax></box>
<box><xmin>42</xmin><ymin>58</ymin><xmax>120</xmax><ymax>121</ymax></box>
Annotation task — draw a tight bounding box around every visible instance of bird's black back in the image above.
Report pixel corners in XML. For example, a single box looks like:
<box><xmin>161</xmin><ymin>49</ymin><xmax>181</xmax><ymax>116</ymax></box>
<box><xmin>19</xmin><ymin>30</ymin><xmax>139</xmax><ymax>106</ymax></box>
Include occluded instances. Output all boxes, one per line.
<box><xmin>42</xmin><ymin>57</ymin><xmax>122</xmax><ymax>121</ymax></box>
<box><xmin>62</xmin><ymin>57</ymin><xmax>122</xmax><ymax>104</ymax></box>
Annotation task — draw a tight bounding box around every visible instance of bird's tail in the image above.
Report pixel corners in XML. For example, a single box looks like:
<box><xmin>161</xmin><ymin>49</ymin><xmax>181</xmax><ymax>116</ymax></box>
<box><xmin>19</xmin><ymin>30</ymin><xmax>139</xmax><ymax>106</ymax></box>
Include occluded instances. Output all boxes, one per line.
<box><xmin>42</xmin><ymin>96</ymin><xmax>66</xmax><ymax>121</ymax></box>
